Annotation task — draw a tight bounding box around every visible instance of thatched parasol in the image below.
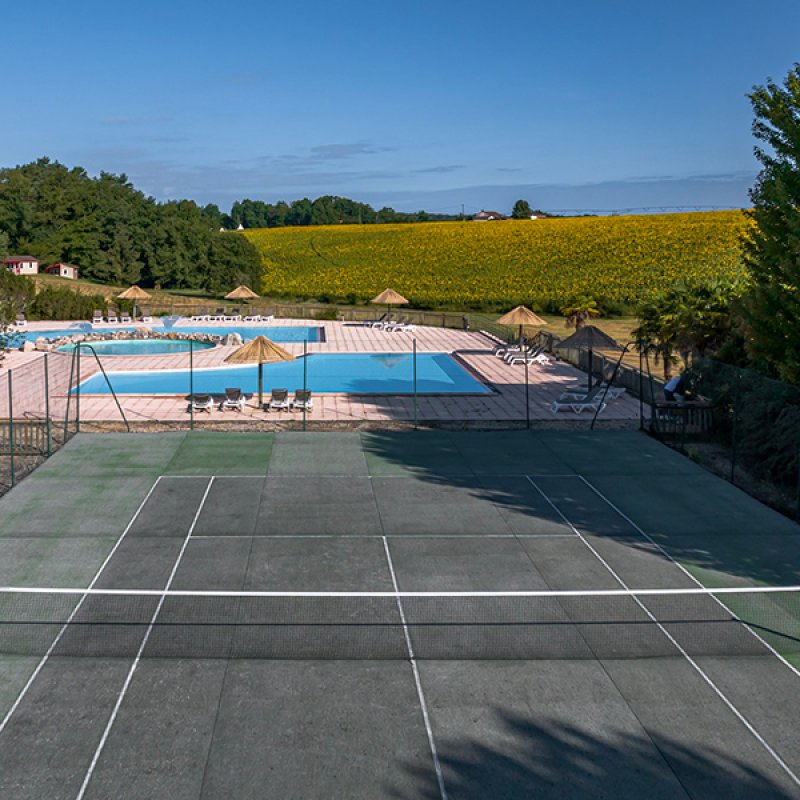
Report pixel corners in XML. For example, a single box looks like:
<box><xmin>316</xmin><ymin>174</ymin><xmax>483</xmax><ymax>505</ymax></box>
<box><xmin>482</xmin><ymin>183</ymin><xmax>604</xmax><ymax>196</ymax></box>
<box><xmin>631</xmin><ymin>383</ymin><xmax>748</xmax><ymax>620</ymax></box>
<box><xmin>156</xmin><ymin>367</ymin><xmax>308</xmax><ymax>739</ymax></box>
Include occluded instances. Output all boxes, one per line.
<box><xmin>117</xmin><ymin>285</ymin><xmax>151</xmax><ymax>301</ymax></box>
<box><xmin>225</xmin><ymin>335</ymin><xmax>295</xmax><ymax>405</ymax></box>
<box><xmin>557</xmin><ymin>325</ymin><xmax>623</xmax><ymax>390</ymax></box>
<box><xmin>225</xmin><ymin>285</ymin><xmax>260</xmax><ymax>301</ymax></box>
<box><xmin>117</xmin><ymin>285</ymin><xmax>152</xmax><ymax>321</ymax></box>
<box><xmin>496</xmin><ymin>305</ymin><xmax>546</xmax><ymax>345</ymax></box>
<box><xmin>371</xmin><ymin>288</ymin><xmax>409</xmax><ymax>316</ymax></box>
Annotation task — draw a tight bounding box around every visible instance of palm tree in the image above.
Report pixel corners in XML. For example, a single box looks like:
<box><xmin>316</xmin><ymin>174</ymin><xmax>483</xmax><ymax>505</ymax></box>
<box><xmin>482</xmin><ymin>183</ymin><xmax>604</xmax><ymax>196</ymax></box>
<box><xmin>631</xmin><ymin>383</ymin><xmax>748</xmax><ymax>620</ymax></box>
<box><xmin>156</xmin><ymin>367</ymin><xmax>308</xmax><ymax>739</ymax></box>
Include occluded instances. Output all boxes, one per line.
<box><xmin>632</xmin><ymin>301</ymin><xmax>679</xmax><ymax>380</ymax></box>
<box><xmin>561</xmin><ymin>296</ymin><xmax>600</xmax><ymax>331</ymax></box>
<box><xmin>633</xmin><ymin>279</ymin><xmax>742</xmax><ymax>379</ymax></box>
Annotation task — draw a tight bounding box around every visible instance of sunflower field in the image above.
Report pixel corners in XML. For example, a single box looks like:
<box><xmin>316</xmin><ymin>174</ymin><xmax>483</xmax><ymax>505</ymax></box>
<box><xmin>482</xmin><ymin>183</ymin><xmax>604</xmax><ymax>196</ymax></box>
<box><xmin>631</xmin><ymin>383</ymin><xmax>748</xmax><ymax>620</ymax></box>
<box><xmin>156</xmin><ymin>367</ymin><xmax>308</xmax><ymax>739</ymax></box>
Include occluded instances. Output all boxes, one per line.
<box><xmin>244</xmin><ymin>211</ymin><xmax>749</xmax><ymax>311</ymax></box>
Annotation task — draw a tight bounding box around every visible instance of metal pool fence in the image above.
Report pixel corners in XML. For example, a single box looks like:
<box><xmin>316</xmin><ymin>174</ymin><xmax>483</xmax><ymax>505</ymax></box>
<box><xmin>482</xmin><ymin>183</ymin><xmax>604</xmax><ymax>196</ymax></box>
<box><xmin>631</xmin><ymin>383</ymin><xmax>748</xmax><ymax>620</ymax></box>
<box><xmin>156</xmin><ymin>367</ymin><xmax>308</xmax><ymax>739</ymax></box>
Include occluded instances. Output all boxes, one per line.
<box><xmin>0</xmin><ymin>352</ymin><xmax>78</xmax><ymax>493</ymax></box>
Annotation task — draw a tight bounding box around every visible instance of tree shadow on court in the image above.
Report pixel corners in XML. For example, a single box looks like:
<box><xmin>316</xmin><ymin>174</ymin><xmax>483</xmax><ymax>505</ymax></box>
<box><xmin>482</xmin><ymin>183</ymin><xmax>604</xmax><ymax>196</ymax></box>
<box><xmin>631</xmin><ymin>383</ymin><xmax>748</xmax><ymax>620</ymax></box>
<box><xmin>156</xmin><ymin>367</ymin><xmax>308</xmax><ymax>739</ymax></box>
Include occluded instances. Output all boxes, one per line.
<box><xmin>386</xmin><ymin>708</ymin><xmax>796</xmax><ymax>800</ymax></box>
<box><xmin>361</xmin><ymin>430</ymin><xmax>800</xmax><ymax>588</ymax></box>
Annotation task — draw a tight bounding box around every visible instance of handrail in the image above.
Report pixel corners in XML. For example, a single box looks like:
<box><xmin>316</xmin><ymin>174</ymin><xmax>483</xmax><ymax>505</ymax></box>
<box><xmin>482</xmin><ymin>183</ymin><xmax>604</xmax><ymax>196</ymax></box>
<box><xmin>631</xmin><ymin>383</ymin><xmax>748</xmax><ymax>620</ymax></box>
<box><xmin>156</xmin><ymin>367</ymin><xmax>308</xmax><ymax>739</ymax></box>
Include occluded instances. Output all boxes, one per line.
<box><xmin>66</xmin><ymin>344</ymin><xmax>131</xmax><ymax>433</ymax></box>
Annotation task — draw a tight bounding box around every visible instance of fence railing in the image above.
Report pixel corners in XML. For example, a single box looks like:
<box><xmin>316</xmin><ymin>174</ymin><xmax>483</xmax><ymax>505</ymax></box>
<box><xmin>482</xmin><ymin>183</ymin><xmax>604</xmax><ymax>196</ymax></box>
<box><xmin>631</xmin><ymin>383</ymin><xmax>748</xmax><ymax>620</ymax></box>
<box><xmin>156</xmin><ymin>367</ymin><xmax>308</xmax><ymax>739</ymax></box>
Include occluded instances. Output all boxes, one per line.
<box><xmin>138</xmin><ymin>302</ymin><xmax>516</xmax><ymax>342</ymax></box>
<box><xmin>0</xmin><ymin>419</ymin><xmax>51</xmax><ymax>455</ymax></box>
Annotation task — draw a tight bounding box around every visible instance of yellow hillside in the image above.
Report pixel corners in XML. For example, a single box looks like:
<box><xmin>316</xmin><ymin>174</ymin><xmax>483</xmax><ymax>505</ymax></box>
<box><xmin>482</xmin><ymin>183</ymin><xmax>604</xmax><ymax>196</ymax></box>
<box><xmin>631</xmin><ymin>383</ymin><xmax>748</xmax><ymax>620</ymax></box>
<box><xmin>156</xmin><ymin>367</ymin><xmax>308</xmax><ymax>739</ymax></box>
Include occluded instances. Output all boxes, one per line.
<box><xmin>244</xmin><ymin>211</ymin><xmax>749</xmax><ymax>309</ymax></box>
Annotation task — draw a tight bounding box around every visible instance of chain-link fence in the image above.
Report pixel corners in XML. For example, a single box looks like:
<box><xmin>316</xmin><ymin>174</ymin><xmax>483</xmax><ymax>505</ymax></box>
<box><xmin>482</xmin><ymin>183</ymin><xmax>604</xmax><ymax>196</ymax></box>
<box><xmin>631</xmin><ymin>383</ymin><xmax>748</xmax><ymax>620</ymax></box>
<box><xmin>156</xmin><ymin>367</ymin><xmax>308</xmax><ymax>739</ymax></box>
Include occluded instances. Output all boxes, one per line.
<box><xmin>644</xmin><ymin>359</ymin><xmax>800</xmax><ymax>520</ymax></box>
<box><xmin>0</xmin><ymin>352</ymin><xmax>78</xmax><ymax>493</ymax></box>
<box><xmin>12</xmin><ymin>324</ymin><xmax>800</xmax><ymax>523</ymax></box>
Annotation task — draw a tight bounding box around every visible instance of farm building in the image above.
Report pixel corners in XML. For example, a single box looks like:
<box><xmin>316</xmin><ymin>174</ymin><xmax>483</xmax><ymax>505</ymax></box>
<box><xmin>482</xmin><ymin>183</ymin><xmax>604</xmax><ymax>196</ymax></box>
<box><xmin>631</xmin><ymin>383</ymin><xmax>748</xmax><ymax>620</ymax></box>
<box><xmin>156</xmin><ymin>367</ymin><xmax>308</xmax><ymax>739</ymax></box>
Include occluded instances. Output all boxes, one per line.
<box><xmin>2</xmin><ymin>256</ymin><xmax>39</xmax><ymax>275</ymax></box>
<box><xmin>473</xmin><ymin>210</ymin><xmax>507</xmax><ymax>221</ymax></box>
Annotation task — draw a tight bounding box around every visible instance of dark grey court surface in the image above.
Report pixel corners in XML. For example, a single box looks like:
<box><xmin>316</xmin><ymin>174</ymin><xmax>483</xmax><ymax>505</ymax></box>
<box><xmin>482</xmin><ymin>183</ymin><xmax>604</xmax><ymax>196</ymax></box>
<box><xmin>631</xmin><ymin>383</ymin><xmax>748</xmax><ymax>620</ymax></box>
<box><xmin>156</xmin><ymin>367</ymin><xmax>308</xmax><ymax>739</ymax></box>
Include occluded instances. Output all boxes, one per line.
<box><xmin>0</xmin><ymin>431</ymin><xmax>799</xmax><ymax>799</ymax></box>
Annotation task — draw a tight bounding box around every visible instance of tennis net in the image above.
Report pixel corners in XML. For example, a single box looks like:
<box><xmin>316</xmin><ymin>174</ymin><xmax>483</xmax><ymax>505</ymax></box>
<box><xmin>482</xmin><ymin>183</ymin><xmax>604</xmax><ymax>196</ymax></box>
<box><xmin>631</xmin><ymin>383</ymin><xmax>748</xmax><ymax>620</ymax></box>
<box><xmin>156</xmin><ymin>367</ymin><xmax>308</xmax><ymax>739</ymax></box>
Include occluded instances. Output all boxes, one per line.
<box><xmin>1</xmin><ymin>586</ymin><xmax>798</xmax><ymax>661</ymax></box>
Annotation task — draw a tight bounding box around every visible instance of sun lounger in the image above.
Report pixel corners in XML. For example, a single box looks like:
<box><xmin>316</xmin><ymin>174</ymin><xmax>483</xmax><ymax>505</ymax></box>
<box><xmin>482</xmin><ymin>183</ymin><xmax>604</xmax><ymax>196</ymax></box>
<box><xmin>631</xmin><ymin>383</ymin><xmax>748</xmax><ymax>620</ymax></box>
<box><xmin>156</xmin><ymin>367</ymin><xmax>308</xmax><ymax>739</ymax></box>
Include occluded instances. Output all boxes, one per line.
<box><xmin>14</xmin><ymin>313</ymin><xmax>27</xmax><ymax>328</ymax></box>
<box><xmin>501</xmin><ymin>345</ymin><xmax>534</xmax><ymax>362</ymax></box>
<box><xmin>223</xmin><ymin>307</ymin><xmax>242</xmax><ymax>322</ymax></box>
<box><xmin>366</xmin><ymin>313</ymin><xmax>388</xmax><ymax>328</ymax></box>
<box><xmin>386</xmin><ymin>317</ymin><xmax>416</xmax><ymax>332</ymax></box>
<box><xmin>190</xmin><ymin>308</ymin><xmax>210</xmax><ymax>322</ymax></box>
<box><xmin>243</xmin><ymin>313</ymin><xmax>261</xmax><ymax>322</ymax></box>
<box><xmin>119</xmin><ymin>311</ymin><xmax>132</xmax><ymax>324</ymax></box>
<box><xmin>92</xmin><ymin>310</ymin><xmax>104</xmax><ymax>325</ymax></box>
<box><xmin>266</xmin><ymin>388</ymin><xmax>290</xmax><ymax>412</ymax></box>
<box><xmin>221</xmin><ymin>387</ymin><xmax>247</xmax><ymax>412</ymax></box>
<box><xmin>559</xmin><ymin>383</ymin><xmax>626</xmax><ymax>402</ymax></box>
<box><xmin>551</xmin><ymin>386</ymin><xmax>606</xmax><ymax>415</ymax></box>
<box><xmin>207</xmin><ymin>308</ymin><xmax>225</xmax><ymax>322</ymax></box>
<box><xmin>494</xmin><ymin>344</ymin><xmax>523</xmax><ymax>358</ymax></box>
<box><xmin>507</xmin><ymin>351</ymin><xmax>551</xmax><ymax>366</ymax></box>
<box><xmin>190</xmin><ymin>394</ymin><xmax>214</xmax><ymax>413</ymax></box>
<box><xmin>291</xmin><ymin>389</ymin><xmax>313</xmax><ymax>412</ymax></box>
<box><xmin>505</xmin><ymin>345</ymin><xmax>550</xmax><ymax>365</ymax></box>
<box><xmin>385</xmin><ymin>316</ymin><xmax>415</xmax><ymax>332</ymax></box>
<box><xmin>106</xmin><ymin>309</ymin><xmax>119</xmax><ymax>323</ymax></box>
<box><xmin>551</xmin><ymin>398</ymin><xmax>607</xmax><ymax>415</ymax></box>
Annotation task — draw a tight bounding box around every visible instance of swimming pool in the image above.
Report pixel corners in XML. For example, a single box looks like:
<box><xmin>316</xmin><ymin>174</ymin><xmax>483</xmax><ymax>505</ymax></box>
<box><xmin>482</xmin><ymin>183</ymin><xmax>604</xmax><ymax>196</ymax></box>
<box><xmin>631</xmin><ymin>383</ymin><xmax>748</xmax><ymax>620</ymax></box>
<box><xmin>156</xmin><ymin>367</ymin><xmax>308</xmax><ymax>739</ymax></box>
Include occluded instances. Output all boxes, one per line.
<box><xmin>74</xmin><ymin>353</ymin><xmax>490</xmax><ymax>395</ymax></box>
<box><xmin>13</xmin><ymin>324</ymin><xmax>321</xmax><ymax>345</ymax></box>
<box><xmin>57</xmin><ymin>339</ymin><xmax>216</xmax><ymax>356</ymax></box>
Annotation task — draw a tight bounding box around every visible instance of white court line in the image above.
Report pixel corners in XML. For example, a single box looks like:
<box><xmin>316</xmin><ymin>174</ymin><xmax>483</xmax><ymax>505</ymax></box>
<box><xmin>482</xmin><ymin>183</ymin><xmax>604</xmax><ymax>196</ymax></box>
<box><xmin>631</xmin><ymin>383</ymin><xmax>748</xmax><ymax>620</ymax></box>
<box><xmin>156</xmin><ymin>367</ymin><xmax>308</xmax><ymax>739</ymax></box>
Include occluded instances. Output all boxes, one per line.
<box><xmin>75</xmin><ymin>477</ymin><xmax>215</xmax><ymax>800</ymax></box>
<box><xmin>381</xmin><ymin>538</ymin><xmax>448</xmax><ymax>800</ymax></box>
<box><xmin>3</xmin><ymin>586</ymin><xmax>798</xmax><ymax>598</ymax></box>
<box><xmin>527</xmin><ymin>476</ymin><xmax>800</xmax><ymax>790</ymax></box>
<box><xmin>189</xmin><ymin>533</ymin><xmax>577</xmax><ymax>540</ymax></box>
<box><xmin>577</xmin><ymin>474</ymin><xmax>800</xmax><ymax>681</ymax></box>
<box><xmin>162</xmin><ymin>473</ymin><xmax>582</xmax><ymax>480</ymax></box>
<box><xmin>0</xmin><ymin>475</ymin><xmax>164</xmax><ymax>738</ymax></box>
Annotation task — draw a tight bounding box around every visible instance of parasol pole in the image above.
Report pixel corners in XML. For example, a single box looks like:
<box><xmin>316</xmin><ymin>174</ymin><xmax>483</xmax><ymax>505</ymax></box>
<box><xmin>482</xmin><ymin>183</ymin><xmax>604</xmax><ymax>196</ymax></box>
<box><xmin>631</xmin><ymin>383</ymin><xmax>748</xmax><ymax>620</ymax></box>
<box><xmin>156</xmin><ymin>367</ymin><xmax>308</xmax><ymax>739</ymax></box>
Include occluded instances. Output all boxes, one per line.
<box><xmin>258</xmin><ymin>361</ymin><xmax>264</xmax><ymax>407</ymax></box>
<box><xmin>189</xmin><ymin>340</ymin><xmax>194</xmax><ymax>430</ymax></box>
<box><xmin>525</xmin><ymin>356</ymin><xmax>530</xmax><ymax>429</ymax></box>
<box><xmin>303</xmin><ymin>339</ymin><xmax>308</xmax><ymax>432</ymax></box>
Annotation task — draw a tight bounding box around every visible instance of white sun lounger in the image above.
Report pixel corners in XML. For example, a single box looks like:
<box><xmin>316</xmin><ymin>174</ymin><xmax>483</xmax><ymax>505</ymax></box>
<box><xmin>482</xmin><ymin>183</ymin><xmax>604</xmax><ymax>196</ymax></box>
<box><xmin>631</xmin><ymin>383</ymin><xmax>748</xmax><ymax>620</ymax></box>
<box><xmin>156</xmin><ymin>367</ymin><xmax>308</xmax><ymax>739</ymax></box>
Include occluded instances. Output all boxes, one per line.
<box><xmin>291</xmin><ymin>389</ymin><xmax>313</xmax><ymax>412</ymax></box>
<box><xmin>221</xmin><ymin>387</ymin><xmax>248</xmax><ymax>412</ymax></box>
<box><xmin>190</xmin><ymin>394</ymin><xmax>214</xmax><ymax>413</ymax></box>
<box><xmin>559</xmin><ymin>384</ymin><xmax>626</xmax><ymax>402</ymax></box>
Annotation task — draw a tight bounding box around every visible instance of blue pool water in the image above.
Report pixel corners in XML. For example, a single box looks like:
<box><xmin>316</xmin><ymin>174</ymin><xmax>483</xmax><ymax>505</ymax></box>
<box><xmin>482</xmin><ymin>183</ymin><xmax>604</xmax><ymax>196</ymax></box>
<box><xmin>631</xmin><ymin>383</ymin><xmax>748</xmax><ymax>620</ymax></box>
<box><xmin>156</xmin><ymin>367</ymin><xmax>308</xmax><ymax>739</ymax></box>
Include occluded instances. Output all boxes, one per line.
<box><xmin>57</xmin><ymin>339</ymin><xmax>216</xmax><ymax>356</ymax></box>
<box><xmin>75</xmin><ymin>353</ymin><xmax>490</xmax><ymax>395</ymax></box>
<box><xmin>13</xmin><ymin>324</ymin><xmax>321</xmax><ymax>346</ymax></box>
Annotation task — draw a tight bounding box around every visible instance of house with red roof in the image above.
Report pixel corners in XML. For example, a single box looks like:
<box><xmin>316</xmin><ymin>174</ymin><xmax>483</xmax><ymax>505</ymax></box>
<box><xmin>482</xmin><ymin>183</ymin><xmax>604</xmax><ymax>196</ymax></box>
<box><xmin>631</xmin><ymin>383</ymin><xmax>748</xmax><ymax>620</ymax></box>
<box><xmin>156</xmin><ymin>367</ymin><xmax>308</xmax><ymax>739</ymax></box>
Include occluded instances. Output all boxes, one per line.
<box><xmin>44</xmin><ymin>262</ymin><xmax>80</xmax><ymax>280</ymax></box>
<box><xmin>2</xmin><ymin>255</ymin><xmax>39</xmax><ymax>275</ymax></box>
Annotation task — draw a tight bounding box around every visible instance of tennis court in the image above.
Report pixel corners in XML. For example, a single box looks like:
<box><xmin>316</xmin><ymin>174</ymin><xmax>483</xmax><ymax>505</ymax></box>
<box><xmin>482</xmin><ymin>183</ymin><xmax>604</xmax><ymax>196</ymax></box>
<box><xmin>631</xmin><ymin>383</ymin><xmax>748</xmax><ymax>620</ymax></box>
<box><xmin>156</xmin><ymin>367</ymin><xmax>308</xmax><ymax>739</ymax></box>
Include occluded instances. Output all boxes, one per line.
<box><xmin>0</xmin><ymin>430</ymin><xmax>798</xmax><ymax>799</ymax></box>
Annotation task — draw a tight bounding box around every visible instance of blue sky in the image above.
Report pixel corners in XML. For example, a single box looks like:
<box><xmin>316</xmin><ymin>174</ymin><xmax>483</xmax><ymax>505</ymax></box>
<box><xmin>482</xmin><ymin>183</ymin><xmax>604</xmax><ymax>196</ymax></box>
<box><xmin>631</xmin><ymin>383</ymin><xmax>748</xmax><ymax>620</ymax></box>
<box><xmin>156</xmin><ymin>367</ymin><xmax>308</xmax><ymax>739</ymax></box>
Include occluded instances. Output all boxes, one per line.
<box><xmin>4</xmin><ymin>0</ymin><xmax>799</xmax><ymax>214</ymax></box>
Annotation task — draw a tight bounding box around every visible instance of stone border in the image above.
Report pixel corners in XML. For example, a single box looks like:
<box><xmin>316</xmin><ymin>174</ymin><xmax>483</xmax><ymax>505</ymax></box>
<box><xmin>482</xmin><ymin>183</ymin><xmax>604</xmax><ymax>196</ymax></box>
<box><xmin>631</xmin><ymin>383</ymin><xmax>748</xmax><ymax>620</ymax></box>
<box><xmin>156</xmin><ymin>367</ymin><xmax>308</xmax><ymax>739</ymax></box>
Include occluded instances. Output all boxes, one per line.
<box><xmin>22</xmin><ymin>329</ymin><xmax>241</xmax><ymax>353</ymax></box>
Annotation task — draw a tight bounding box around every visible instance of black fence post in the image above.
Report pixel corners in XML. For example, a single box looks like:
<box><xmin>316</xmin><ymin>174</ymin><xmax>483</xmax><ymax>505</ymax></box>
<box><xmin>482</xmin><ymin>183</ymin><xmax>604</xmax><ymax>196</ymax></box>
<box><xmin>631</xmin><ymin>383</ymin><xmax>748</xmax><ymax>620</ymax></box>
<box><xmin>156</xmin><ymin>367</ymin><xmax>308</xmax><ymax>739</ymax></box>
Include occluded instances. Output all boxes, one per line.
<box><xmin>730</xmin><ymin>368</ymin><xmax>740</xmax><ymax>485</ymax></box>
<box><xmin>44</xmin><ymin>354</ymin><xmax>52</xmax><ymax>457</ymax></box>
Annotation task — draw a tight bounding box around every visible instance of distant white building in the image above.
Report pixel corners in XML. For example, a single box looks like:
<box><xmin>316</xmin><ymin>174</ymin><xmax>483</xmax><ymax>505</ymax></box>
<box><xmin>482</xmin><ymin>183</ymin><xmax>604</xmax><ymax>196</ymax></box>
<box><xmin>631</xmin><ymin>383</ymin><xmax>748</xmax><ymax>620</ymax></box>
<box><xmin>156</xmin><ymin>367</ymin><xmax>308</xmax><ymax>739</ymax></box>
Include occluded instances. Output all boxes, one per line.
<box><xmin>2</xmin><ymin>255</ymin><xmax>39</xmax><ymax>275</ymax></box>
<box><xmin>473</xmin><ymin>210</ymin><xmax>507</xmax><ymax>221</ymax></box>
<box><xmin>236</xmin><ymin>223</ymin><xmax>245</xmax><ymax>231</ymax></box>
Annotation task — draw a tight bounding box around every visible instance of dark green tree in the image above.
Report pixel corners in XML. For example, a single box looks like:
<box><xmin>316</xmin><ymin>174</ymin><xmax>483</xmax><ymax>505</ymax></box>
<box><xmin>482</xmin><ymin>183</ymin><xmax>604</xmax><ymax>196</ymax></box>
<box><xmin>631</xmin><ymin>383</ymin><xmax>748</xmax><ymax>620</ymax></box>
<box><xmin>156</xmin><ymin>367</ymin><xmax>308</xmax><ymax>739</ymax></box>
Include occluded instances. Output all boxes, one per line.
<box><xmin>742</xmin><ymin>64</ymin><xmax>800</xmax><ymax>383</ymax></box>
<box><xmin>0</xmin><ymin>159</ymin><xmax>262</xmax><ymax>291</ymax></box>
<box><xmin>511</xmin><ymin>199</ymin><xmax>534</xmax><ymax>219</ymax></box>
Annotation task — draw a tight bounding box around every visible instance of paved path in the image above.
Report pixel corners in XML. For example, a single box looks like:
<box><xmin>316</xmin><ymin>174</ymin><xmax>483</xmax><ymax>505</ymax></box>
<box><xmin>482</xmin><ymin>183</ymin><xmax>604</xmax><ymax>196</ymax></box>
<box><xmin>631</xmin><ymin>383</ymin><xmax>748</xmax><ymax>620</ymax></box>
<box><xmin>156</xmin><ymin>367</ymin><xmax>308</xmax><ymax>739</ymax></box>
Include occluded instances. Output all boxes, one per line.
<box><xmin>5</xmin><ymin>320</ymin><xmax>640</xmax><ymax>425</ymax></box>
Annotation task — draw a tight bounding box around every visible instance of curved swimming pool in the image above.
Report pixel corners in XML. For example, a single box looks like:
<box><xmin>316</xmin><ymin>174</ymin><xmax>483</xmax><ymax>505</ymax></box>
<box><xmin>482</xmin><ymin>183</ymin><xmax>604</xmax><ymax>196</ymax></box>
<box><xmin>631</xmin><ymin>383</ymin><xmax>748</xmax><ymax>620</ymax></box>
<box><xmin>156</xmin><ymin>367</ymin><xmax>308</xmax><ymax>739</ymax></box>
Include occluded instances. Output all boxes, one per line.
<box><xmin>57</xmin><ymin>339</ymin><xmax>216</xmax><ymax>356</ymax></box>
<box><xmin>16</xmin><ymin>324</ymin><xmax>322</xmax><ymax>345</ymax></box>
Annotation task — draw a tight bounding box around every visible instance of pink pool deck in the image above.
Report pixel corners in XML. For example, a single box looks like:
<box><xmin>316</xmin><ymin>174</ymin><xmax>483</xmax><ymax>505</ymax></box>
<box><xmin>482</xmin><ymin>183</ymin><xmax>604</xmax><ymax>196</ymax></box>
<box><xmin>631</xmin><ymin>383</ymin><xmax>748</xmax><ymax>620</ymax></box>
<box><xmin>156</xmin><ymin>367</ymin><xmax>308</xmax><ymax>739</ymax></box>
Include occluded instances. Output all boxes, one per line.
<box><xmin>6</xmin><ymin>319</ymin><xmax>641</xmax><ymax>425</ymax></box>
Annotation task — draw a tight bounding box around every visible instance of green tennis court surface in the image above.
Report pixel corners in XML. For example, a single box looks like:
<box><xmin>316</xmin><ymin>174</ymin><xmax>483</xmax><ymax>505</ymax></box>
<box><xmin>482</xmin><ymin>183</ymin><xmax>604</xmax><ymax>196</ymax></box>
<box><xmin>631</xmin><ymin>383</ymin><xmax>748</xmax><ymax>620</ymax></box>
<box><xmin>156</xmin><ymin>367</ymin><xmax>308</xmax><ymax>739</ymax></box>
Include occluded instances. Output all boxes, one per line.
<box><xmin>0</xmin><ymin>430</ymin><xmax>799</xmax><ymax>799</ymax></box>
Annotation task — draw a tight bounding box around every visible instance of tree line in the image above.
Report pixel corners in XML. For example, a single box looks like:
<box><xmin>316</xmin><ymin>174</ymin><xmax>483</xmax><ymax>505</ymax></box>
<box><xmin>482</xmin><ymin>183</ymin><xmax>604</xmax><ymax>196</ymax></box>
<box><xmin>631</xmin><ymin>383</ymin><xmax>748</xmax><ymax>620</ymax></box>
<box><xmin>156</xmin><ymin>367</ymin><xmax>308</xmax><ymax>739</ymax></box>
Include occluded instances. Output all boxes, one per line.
<box><xmin>0</xmin><ymin>159</ymin><xmax>262</xmax><ymax>292</ymax></box>
<box><xmin>225</xmin><ymin>196</ymin><xmax>462</xmax><ymax>229</ymax></box>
